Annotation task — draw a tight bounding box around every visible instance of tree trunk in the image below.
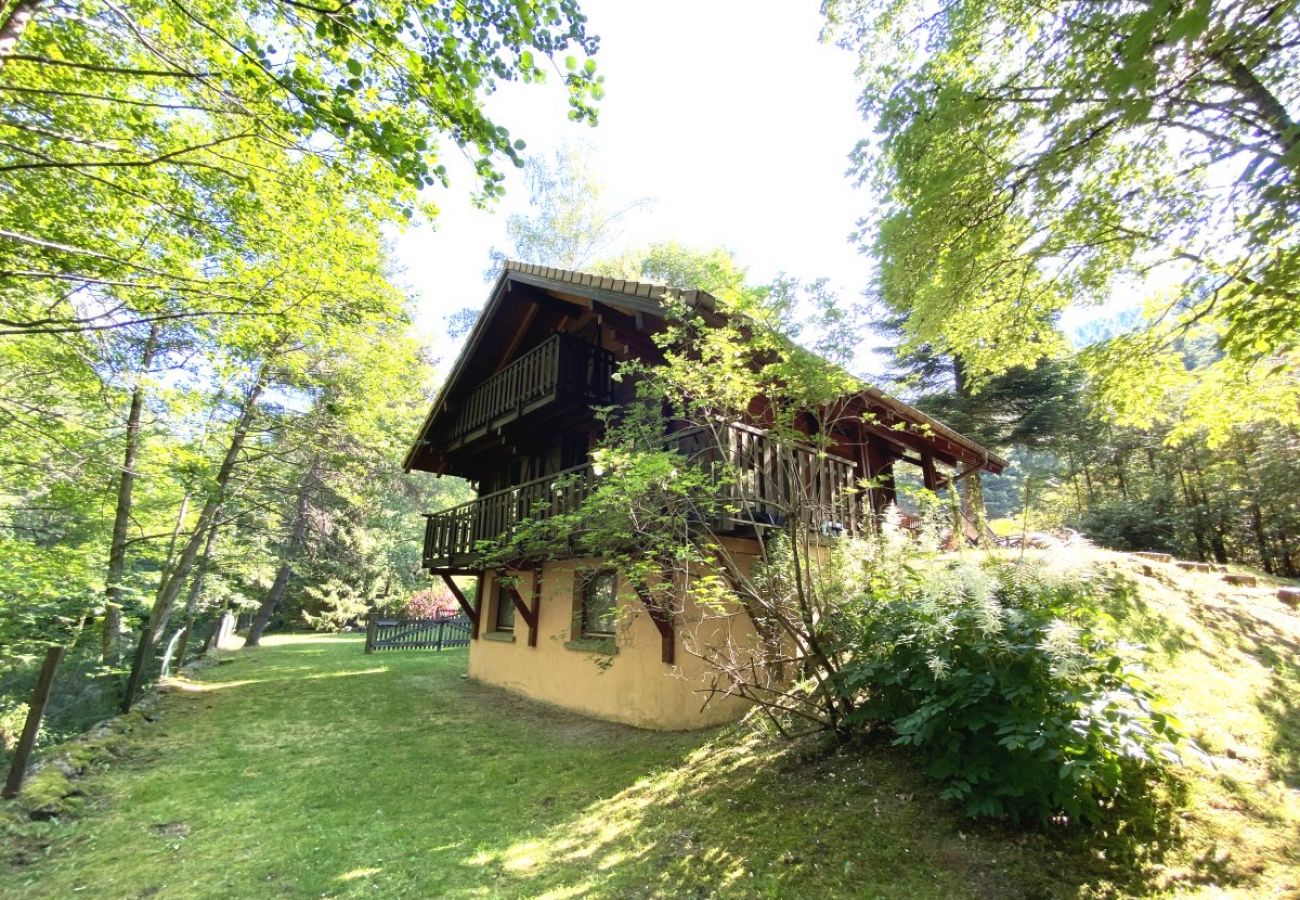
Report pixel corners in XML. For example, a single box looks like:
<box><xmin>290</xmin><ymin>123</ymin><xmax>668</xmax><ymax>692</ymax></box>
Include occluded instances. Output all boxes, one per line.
<box><xmin>103</xmin><ymin>323</ymin><xmax>159</xmax><ymax>664</ymax></box>
<box><xmin>0</xmin><ymin>0</ymin><xmax>41</xmax><ymax>58</ymax></box>
<box><xmin>146</xmin><ymin>364</ymin><xmax>266</xmax><ymax>645</ymax></box>
<box><xmin>153</xmin><ymin>493</ymin><xmax>190</xmax><ymax>602</ymax></box>
<box><xmin>244</xmin><ymin>465</ymin><xmax>316</xmax><ymax>647</ymax></box>
<box><xmin>1190</xmin><ymin>453</ymin><xmax>1229</xmax><ymax>564</ymax></box>
<box><xmin>1232</xmin><ymin>444</ymin><xmax>1274</xmax><ymax>574</ymax></box>
<box><xmin>1210</xmin><ymin>48</ymin><xmax>1299</xmax><ymax>162</ymax></box>
<box><xmin>1177</xmin><ymin>462</ymin><xmax>1210</xmax><ymax>562</ymax></box>
<box><xmin>174</xmin><ymin>520</ymin><xmax>219</xmax><ymax>668</ymax></box>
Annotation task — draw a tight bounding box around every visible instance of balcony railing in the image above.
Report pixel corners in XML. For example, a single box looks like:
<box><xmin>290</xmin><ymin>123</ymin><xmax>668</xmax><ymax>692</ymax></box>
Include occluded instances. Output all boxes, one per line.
<box><xmin>423</xmin><ymin>463</ymin><xmax>597</xmax><ymax>569</ymax></box>
<box><xmin>444</xmin><ymin>333</ymin><xmax>615</xmax><ymax>446</ymax></box>
<box><xmin>673</xmin><ymin>422</ymin><xmax>860</xmax><ymax>534</ymax></box>
<box><xmin>422</xmin><ymin>423</ymin><xmax>859</xmax><ymax>569</ymax></box>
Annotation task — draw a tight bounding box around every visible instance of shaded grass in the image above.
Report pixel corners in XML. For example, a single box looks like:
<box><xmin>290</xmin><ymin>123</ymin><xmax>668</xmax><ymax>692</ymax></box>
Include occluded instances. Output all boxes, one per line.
<box><xmin>1</xmin><ymin>551</ymin><xmax>1298</xmax><ymax>897</ymax></box>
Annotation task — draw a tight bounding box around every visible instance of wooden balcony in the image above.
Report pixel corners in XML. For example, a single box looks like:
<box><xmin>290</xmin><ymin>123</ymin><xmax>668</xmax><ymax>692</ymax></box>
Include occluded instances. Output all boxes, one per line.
<box><xmin>423</xmin><ymin>463</ymin><xmax>597</xmax><ymax>569</ymax></box>
<box><xmin>673</xmin><ymin>422</ymin><xmax>860</xmax><ymax>535</ymax></box>
<box><xmin>441</xmin><ymin>333</ymin><xmax>615</xmax><ymax>451</ymax></box>
<box><xmin>422</xmin><ymin>423</ymin><xmax>860</xmax><ymax>570</ymax></box>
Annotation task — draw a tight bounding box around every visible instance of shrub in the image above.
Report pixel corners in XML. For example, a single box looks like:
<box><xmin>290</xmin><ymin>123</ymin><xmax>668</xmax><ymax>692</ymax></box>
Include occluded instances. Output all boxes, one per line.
<box><xmin>401</xmin><ymin>585</ymin><xmax>463</xmax><ymax>620</ymax></box>
<box><xmin>1074</xmin><ymin>497</ymin><xmax>1183</xmax><ymax>554</ymax></box>
<box><xmin>835</xmin><ymin>524</ymin><xmax>1181</xmax><ymax>825</ymax></box>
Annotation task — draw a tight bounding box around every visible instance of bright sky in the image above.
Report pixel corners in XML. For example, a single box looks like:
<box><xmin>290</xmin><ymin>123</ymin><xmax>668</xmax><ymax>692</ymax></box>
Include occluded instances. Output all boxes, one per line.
<box><xmin>393</xmin><ymin>0</ymin><xmax>872</xmax><ymax>373</ymax></box>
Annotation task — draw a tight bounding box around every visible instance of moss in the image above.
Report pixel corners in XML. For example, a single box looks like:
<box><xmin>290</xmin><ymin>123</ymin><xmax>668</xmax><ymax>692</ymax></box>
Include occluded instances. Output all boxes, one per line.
<box><xmin>15</xmin><ymin>768</ymin><xmax>83</xmax><ymax>819</ymax></box>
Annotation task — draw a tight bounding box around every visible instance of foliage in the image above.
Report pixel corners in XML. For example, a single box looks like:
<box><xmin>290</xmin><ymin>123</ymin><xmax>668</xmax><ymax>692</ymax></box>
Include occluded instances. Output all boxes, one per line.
<box><xmin>835</xmin><ymin>523</ymin><xmax>1181</xmax><ymax>823</ymax></box>
<box><xmin>826</xmin><ymin>0</ymin><xmax>1299</xmax><ymax>429</ymax></box>
<box><xmin>1</xmin><ymin>0</ymin><xmax>602</xmax><ymax>334</ymax></box>
<box><xmin>870</xmin><ymin>305</ymin><xmax>1300</xmax><ymax>574</ymax></box>
<box><xmin>485</xmin><ymin>141</ymin><xmax>648</xmax><ymax>277</ymax></box>
<box><xmin>0</xmin><ymin>0</ymin><xmax>563</xmax><ymax>742</ymax></box>
<box><xmin>400</xmin><ymin>585</ymin><xmax>463</xmax><ymax>619</ymax></box>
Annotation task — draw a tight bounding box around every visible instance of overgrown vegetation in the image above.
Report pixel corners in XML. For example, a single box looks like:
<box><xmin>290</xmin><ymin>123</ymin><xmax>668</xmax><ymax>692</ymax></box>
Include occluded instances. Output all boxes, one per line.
<box><xmin>833</xmin><ymin>521</ymin><xmax>1183</xmax><ymax>824</ymax></box>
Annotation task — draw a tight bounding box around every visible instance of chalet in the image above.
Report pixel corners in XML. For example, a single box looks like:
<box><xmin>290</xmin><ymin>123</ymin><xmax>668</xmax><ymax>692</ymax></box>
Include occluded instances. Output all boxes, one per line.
<box><xmin>404</xmin><ymin>261</ymin><xmax>1006</xmax><ymax>729</ymax></box>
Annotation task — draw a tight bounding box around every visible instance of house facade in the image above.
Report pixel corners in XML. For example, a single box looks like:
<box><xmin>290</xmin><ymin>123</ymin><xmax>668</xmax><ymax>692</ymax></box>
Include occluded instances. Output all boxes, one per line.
<box><xmin>404</xmin><ymin>261</ymin><xmax>1005</xmax><ymax>730</ymax></box>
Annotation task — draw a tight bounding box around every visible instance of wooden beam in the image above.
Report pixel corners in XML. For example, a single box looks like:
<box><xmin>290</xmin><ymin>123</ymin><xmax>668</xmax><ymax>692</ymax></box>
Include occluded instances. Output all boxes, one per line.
<box><xmin>492</xmin><ymin>303</ymin><xmax>539</xmax><ymax>376</ymax></box>
<box><xmin>439</xmin><ymin>573</ymin><xmax>479</xmax><ymax>639</ymax></box>
<box><xmin>631</xmin><ymin>583</ymin><xmax>674</xmax><ymax>665</ymax></box>
<box><xmin>472</xmin><ymin>574</ymin><xmax>483</xmax><ymax>639</ymax></box>
<box><xmin>921</xmin><ymin>452</ymin><xmax>941</xmax><ymax>492</ymax></box>
<box><xmin>529</xmin><ymin>567</ymin><xmax>541</xmax><ymax>648</ymax></box>
<box><xmin>503</xmin><ymin>575</ymin><xmax>540</xmax><ymax>647</ymax></box>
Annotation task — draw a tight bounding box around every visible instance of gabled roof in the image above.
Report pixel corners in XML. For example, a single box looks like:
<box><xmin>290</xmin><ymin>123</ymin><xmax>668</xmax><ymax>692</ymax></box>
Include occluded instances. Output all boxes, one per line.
<box><xmin>405</xmin><ymin>261</ymin><xmax>1008</xmax><ymax>474</ymax></box>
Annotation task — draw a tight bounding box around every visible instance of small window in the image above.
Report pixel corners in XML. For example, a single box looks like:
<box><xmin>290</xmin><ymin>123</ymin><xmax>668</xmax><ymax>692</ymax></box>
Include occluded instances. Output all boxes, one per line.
<box><xmin>494</xmin><ymin>583</ymin><xmax>516</xmax><ymax>632</ymax></box>
<box><xmin>580</xmin><ymin>572</ymin><xmax>618</xmax><ymax>637</ymax></box>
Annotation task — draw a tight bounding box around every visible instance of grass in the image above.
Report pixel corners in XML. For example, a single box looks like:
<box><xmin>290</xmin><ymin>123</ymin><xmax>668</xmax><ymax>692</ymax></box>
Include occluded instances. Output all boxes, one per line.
<box><xmin>1</xmin><ymin>549</ymin><xmax>1297</xmax><ymax>897</ymax></box>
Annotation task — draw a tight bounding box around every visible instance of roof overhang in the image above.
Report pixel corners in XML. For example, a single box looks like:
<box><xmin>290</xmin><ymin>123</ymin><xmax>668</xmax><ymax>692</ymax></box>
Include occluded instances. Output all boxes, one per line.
<box><xmin>404</xmin><ymin>261</ymin><xmax>1006</xmax><ymax>477</ymax></box>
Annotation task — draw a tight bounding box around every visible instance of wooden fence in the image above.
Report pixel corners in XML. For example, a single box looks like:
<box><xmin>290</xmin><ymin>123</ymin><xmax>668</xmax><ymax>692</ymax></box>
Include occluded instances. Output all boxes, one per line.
<box><xmin>364</xmin><ymin>614</ymin><xmax>472</xmax><ymax>654</ymax></box>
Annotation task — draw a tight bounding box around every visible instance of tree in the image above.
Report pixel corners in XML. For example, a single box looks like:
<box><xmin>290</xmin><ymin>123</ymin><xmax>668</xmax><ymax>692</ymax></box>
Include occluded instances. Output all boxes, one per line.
<box><xmin>485</xmin><ymin>141</ymin><xmax>648</xmax><ymax>277</ymax></box>
<box><xmin>1</xmin><ymin>0</ymin><xmax>602</xmax><ymax>337</ymax></box>
<box><xmin>826</xmin><ymin>0</ymin><xmax>1298</xmax><ymax>426</ymax></box>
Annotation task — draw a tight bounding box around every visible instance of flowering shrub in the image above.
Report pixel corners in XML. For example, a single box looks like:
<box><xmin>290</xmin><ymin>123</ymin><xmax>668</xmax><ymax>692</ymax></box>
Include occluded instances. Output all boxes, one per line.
<box><xmin>401</xmin><ymin>586</ymin><xmax>463</xmax><ymax>619</ymax></box>
<box><xmin>834</xmin><ymin>518</ymin><xmax>1181</xmax><ymax>824</ymax></box>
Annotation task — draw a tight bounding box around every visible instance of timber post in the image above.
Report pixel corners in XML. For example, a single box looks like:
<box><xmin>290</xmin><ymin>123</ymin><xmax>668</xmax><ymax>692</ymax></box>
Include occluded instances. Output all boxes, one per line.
<box><xmin>2</xmin><ymin>645</ymin><xmax>64</xmax><ymax>799</ymax></box>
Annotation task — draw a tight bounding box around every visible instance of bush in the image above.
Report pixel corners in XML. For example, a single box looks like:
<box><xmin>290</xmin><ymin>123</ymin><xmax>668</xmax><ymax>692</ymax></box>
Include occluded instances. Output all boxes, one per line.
<box><xmin>1074</xmin><ymin>497</ymin><xmax>1183</xmax><ymax>554</ymax></box>
<box><xmin>834</xmin><ymin>525</ymin><xmax>1181</xmax><ymax>825</ymax></box>
<box><xmin>401</xmin><ymin>585</ymin><xmax>464</xmax><ymax>619</ymax></box>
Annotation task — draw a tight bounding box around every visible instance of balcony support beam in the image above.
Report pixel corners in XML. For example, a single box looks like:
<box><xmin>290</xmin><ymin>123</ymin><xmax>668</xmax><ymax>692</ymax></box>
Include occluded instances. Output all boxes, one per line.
<box><xmin>631</xmin><ymin>582</ymin><xmax>675</xmax><ymax>665</ymax></box>
<box><xmin>438</xmin><ymin>572</ymin><xmax>480</xmax><ymax>640</ymax></box>
<box><xmin>501</xmin><ymin>567</ymin><xmax>541</xmax><ymax>647</ymax></box>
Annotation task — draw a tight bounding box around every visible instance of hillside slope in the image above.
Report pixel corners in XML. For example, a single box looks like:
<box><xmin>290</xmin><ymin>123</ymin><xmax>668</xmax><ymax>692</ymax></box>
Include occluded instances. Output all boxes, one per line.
<box><xmin>0</xmin><ymin>550</ymin><xmax>1296</xmax><ymax>898</ymax></box>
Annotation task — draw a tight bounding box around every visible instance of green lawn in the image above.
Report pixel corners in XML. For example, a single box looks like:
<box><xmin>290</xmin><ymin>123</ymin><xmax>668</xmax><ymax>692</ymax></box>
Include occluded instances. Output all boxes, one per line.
<box><xmin>1</xmin><ymin>556</ymin><xmax>1297</xmax><ymax>898</ymax></box>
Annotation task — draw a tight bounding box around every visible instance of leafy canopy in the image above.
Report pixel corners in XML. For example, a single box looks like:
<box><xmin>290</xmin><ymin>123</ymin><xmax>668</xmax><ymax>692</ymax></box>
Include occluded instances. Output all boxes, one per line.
<box><xmin>826</xmin><ymin>0</ymin><xmax>1298</xmax><ymax>424</ymax></box>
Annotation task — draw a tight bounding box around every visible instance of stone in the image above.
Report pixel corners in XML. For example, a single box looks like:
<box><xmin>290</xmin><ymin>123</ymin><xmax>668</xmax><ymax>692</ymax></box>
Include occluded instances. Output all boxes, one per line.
<box><xmin>1134</xmin><ymin>551</ymin><xmax>1174</xmax><ymax>563</ymax></box>
<box><xmin>1177</xmin><ymin>561</ymin><xmax>1213</xmax><ymax>573</ymax></box>
<box><xmin>1278</xmin><ymin>587</ymin><xmax>1300</xmax><ymax>609</ymax></box>
<box><xmin>1223</xmin><ymin>574</ymin><xmax>1257</xmax><ymax>587</ymax></box>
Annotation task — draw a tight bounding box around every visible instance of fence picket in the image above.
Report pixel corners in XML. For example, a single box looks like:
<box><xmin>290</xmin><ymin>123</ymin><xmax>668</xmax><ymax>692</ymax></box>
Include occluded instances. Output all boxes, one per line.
<box><xmin>365</xmin><ymin>614</ymin><xmax>473</xmax><ymax>652</ymax></box>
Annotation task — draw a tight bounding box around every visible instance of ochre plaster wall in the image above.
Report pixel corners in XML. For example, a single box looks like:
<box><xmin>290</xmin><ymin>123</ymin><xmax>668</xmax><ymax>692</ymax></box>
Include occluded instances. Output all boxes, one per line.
<box><xmin>467</xmin><ymin>540</ymin><xmax>764</xmax><ymax>730</ymax></box>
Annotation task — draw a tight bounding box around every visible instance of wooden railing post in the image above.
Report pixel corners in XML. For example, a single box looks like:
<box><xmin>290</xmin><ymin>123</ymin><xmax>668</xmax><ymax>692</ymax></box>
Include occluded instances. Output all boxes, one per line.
<box><xmin>2</xmin><ymin>645</ymin><xmax>64</xmax><ymax>799</ymax></box>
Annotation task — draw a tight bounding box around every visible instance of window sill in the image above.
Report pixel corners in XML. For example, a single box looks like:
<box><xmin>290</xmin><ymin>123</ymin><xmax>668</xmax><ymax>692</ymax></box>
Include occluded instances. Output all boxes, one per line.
<box><xmin>483</xmin><ymin>631</ymin><xmax>516</xmax><ymax>643</ymax></box>
<box><xmin>564</xmin><ymin>638</ymin><xmax>617</xmax><ymax>655</ymax></box>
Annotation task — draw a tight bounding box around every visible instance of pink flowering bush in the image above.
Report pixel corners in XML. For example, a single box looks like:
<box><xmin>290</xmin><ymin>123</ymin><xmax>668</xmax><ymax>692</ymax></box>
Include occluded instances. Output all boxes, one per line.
<box><xmin>401</xmin><ymin>586</ymin><xmax>462</xmax><ymax>619</ymax></box>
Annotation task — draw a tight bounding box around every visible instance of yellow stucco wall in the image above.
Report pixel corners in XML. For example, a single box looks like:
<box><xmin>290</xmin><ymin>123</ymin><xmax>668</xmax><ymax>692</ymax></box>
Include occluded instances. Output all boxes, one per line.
<box><xmin>467</xmin><ymin>541</ymin><xmax>765</xmax><ymax>730</ymax></box>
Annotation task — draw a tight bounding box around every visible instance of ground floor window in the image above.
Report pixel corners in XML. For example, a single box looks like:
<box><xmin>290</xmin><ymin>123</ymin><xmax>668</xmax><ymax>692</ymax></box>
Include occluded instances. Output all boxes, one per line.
<box><xmin>579</xmin><ymin>571</ymin><xmax>618</xmax><ymax>637</ymax></box>
<box><xmin>494</xmin><ymin>582</ymin><xmax>516</xmax><ymax>632</ymax></box>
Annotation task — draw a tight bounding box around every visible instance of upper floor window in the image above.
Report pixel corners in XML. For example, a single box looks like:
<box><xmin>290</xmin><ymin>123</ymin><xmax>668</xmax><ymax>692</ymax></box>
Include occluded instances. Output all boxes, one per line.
<box><xmin>580</xmin><ymin>571</ymin><xmax>618</xmax><ymax>638</ymax></box>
